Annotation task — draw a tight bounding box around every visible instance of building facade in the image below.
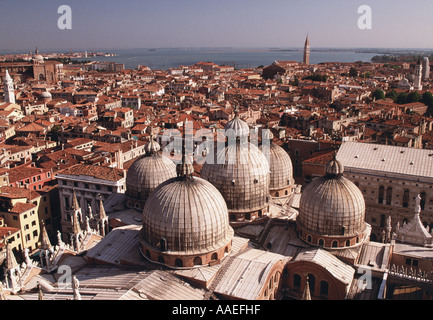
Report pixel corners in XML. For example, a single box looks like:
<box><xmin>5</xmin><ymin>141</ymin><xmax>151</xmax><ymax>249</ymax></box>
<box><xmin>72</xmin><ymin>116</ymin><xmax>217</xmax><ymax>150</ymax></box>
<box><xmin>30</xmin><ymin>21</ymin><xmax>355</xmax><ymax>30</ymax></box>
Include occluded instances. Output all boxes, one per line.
<box><xmin>337</xmin><ymin>141</ymin><xmax>433</xmax><ymax>242</ymax></box>
<box><xmin>55</xmin><ymin>164</ymin><xmax>126</xmax><ymax>238</ymax></box>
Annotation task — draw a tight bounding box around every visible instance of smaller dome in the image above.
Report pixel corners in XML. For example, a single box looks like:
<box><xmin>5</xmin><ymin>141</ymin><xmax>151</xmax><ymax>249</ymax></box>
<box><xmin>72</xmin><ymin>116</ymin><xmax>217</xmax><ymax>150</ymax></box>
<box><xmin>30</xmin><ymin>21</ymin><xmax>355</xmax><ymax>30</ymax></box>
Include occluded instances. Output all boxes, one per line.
<box><xmin>33</xmin><ymin>54</ymin><xmax>44</xmax><ymax>63</ymax></box>
<box><xmin>260</xmin><ymin>133</ymin><xmax>294</xmax><ymax>195</ymax></box>
<box><xmin>39</xmin><ymin>91</ymin><xmax>52</xmax><ymax>101</ymax></box>
<box><xmin>297</xmin><ymin>158</ymin><xmax>367</xmax><ymax>248</ymax></box>
<box><xmin>125</xmin><ymin>144</ymin><xmax>177</xmax><ymax>209</ymax></box>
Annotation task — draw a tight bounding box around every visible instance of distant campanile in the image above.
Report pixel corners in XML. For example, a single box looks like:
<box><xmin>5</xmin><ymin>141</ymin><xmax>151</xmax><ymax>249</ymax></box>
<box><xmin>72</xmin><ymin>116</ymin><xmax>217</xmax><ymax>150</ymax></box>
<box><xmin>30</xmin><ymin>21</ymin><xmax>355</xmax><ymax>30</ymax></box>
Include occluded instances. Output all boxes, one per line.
<box><xmin>3</xmin><ymin>69</ymin><xmax>15</xmax><ymax>104</ymax></box>
<box><xmin>422</xmin><ymin>57</ymin><xmax>430</xmax><ymax>81</ymax></box>
<box><xmin>303</xmin><ymin>34</ymin><xmax>310</xmax><ymax>65</ymax></box>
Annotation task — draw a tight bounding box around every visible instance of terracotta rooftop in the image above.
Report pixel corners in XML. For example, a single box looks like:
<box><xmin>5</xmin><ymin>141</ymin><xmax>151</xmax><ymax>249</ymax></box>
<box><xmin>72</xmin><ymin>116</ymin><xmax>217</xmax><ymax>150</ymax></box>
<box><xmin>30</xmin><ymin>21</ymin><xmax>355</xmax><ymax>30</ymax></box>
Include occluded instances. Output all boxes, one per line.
<box><xmin>0</xmin><ymin>186</ymin><xmax>40</xmax><ymax>200</ymax></box>
<box><xmin>9</xmin><ymin>202</ymin><xmax>37</xmax><ymax>214</ymax></box>
<box><xmin>57</xmin><ymin>164</ymin><xmax>125</xmax><ymax>181</ymax></box>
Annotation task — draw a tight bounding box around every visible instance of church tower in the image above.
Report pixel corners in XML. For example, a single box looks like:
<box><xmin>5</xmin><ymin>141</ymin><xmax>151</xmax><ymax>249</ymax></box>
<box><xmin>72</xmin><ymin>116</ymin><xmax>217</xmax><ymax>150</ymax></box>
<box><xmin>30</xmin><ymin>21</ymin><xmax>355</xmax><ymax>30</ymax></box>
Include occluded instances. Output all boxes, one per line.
<box><xmin>303</xmin><ymin>34</ymin><xmax>310</xmax><ymax>65</ymax></box>
<box><xmin>3</xmin><ymin>69</ymin><xmax>15</xmax><ymax>104</ymax></box>
<box><xmin>414</xmin><ymin>59</ymin><xmax>423</xmax><ymax>90</ymax></box>
<box><xmin>422</xmin><ymin>57</ymin><xmax>430</xmax><ymax>81</ymax></box>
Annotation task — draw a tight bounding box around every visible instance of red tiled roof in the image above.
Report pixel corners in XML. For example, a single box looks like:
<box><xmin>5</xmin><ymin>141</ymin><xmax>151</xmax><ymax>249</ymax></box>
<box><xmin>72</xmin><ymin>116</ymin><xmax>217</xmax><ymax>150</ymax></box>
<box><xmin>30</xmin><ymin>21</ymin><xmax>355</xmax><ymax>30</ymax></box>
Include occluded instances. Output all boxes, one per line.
<box><xmin>57</xmin><ymin>164</ymin><xmax>124</xmax><ymax>181</ymax></box>
<box><xmin>10</xmin><ymin>202</ymin><xmax>36</xmax><ymax>214</ymax></box>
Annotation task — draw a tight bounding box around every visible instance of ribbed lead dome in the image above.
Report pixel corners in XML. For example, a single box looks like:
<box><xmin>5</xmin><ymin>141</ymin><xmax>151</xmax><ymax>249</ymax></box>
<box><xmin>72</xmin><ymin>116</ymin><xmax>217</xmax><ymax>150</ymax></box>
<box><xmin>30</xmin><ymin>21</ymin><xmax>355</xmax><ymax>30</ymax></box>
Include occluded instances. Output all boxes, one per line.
<box><xmin>125</xmin><ymin>138</ymin><xmax>176</xmax><ymax>208</ymax></box>
<box><xmin>260</xmin><ymin>131</ymin><xmax>294</xmax><ymax>193</ymax></box>
<box><xmin>201</xmin><ymin>140</ymin><xmax>270</xmax><ymax>216</ymax></box>
<box><xmin>297</xmin><ymin>159</ymin><xmax>366</xmax><ymax>239</ymax></box>
<box><xmin>140</xmin><ymin>175</ymin><xmax>234</xmax><ymax>255</ymax></box>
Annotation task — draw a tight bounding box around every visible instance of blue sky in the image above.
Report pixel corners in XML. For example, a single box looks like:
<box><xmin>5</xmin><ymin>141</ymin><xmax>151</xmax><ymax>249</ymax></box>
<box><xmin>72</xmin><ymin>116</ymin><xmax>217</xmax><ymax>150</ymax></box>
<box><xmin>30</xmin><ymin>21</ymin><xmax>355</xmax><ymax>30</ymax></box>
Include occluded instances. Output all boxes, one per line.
<box><xmin>1</xmin><ymin>0</ymin><xmax>433</xmax><ymax>51</ymax></box>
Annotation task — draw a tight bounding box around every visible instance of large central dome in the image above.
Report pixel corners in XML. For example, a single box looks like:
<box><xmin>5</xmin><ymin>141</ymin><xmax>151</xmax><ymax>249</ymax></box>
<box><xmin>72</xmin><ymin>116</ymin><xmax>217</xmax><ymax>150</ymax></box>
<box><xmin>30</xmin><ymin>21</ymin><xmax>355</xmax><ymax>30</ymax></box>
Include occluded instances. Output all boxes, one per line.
<box><xmin>201</xmin><ymin>119</ymin><xmax>270</xmax><ymax>224</ymax></box>
<box><xmin>140</xmin><ymin>155</ymin><xmax>234</xmax><ymax>269</ymax></box>
<box><xmin>297</xmin><ymin>158</ymin><xmax>368</xmax><ymax>249</ymax></box>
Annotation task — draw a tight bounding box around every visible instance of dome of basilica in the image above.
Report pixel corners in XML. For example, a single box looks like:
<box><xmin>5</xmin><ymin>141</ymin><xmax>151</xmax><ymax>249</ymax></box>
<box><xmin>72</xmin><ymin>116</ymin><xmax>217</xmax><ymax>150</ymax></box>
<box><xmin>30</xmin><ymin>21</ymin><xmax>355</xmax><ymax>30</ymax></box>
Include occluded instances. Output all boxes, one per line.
<box><xmin>201</xmin><ymin>136</ymin><xmax>270</xmax><ymax>224</ymax></box>
<box><xmin>140</xmin><ymin>154</ymin><xmax>234</xmax><ymax>269</ymax></box>
<box><xmin>297</xmin><ymin>157</ymin><xmax>368</xmax><ymax>249</ymax></box>
<box><xmin>125</xmin><ymin>137</ymin><xmax>176</xmax><ymax>210</ymax></box>
<box><xmin>260</xmin><ymin>130</ymin><xmax>294</xmax><ymax>198</ymax></box>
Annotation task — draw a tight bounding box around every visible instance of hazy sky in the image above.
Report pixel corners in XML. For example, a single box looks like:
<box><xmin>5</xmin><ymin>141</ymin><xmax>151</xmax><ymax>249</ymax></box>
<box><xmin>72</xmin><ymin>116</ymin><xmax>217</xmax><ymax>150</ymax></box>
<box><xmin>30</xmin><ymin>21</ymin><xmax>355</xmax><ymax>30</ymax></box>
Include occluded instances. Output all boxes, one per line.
<box><xmin>1</xmin><ymin>0</ymin><xmax>433</xmax><ymax>52</ymax></box>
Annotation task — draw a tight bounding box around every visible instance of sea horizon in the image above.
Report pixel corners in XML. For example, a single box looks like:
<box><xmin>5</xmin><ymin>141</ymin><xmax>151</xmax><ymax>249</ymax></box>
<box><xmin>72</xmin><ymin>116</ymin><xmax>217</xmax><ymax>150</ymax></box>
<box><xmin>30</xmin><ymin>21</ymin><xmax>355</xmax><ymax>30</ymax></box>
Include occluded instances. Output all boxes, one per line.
<box><xmin>2</xmin><ymin>46</ymin><xmax>433</xmax><ymax>70</ymax></box>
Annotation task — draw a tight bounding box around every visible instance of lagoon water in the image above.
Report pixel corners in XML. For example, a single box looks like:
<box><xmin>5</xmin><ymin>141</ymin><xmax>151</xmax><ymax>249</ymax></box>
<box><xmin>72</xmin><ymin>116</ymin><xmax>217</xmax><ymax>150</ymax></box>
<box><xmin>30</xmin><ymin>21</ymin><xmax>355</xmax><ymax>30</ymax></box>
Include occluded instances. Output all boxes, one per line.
<box><xmin>77</xmin><ymin>47</ymin><xmax>380</xmax><ymax>70</ymax></box>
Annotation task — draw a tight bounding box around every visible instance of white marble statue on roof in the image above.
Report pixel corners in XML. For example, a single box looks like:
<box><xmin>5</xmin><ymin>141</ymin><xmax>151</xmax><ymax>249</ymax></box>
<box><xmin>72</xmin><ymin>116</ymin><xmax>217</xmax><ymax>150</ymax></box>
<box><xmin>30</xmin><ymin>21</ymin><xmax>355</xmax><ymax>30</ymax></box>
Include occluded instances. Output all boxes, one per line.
<box><xmin>396</xmin><ymin>194</ymin><xmax>433</xmax><ymax>247</ymax></box>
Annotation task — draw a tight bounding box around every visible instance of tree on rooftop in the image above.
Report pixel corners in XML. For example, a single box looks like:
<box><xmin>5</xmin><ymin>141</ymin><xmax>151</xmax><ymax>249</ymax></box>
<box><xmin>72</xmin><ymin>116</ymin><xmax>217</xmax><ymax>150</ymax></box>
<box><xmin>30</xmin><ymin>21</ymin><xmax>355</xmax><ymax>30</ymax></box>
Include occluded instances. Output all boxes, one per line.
<box><xmin>421</xmin><ymin>91</ymin><xmax>433</xmax><ymax>116</ymax></box>
<box><xmin>407</xmin><ymin>91</ymin><xmax>421</xmax><ymax>103</ymax></box>
<box><xmin>372</xmin><ymin>89</ymin><xmax>385</xmax><ymax>101</ymax></box>
<box><xmin>385</xmin><ymin>90</ymin><xmax>398</xmax><ymax>102</ymax></box>
<box><xmin>396</xmin><ymin>92</ymin><xmax>408</xmax><ymax>104</ymax></box>
<box><xmin>349</xmin><ymin>67</ymin><xmax>358</xmax><ymax>78</ymax></box>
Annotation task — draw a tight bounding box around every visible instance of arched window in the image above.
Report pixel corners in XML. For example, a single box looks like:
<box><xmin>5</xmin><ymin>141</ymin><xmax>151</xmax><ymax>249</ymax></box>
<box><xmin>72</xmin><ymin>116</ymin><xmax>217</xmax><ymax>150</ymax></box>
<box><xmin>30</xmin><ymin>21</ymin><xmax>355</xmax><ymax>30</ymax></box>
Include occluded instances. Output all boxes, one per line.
<box><xmin>307</xmin><ymin>235</ymin><xmax>312</xmax><ymax>243</ymax></box>
<box><xmin>145</xmin><ymin>249</ymin><xmax>151</xmax><ymax>259</ymax></box>
<box><xmin>157</xmin><ymin>256</ymin><xmax>165</xmax><ymax>264</ymax></box>
<box><xmin>378</xmin><ymin>186</ymin><xmax>385</xmax><ymax>204</ymax></box>
<box><xmin>211</xmin><ymin>252</ymin><xmax>218</xmax><ymax>261</ymax></box>
<box><xmin>293</xmin><ymin>274</ymin><xmax>301</xmax><ymax>291</ymax></box>
<box><xmin>275</xmin><ymin>191</ymin><xmax>280</xmax><ymax>197</ymax></box>
<box><xmin>345</xmin><ymin>240</ymin><xmax>351</xmax><ymax>247</ymax></box>
<box><xmin>332</xmin><ymin>240</ymin><xmax>338</xmax><ymax>248</ymax></box>
<box><xmin>193</xmin><ymin>257</ymin><xmax>202</xmax><ymax>266</ymax></box>
<box><xmin>386</xmin><ymin>187</ymin><xmax>392</xmax><ymax>205</ymax></box>
<box><xmin>320</xmin><ymin>281</ymin><xmax>329</xmax><ymax>297</ymax></box>
<box><xmin>403</xmin><ymin>190</ymin><xmax>410</xmax><ymax>208</ymax></box>
<box><xmin>318</xmin><ymin>239</ymin><xmax>324</xmax><ymax>246</ymax></box>
<box><xmin>175</xmin><ymin>259</ymin><xmax>183</xmax><ymax>268</ymax></box>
